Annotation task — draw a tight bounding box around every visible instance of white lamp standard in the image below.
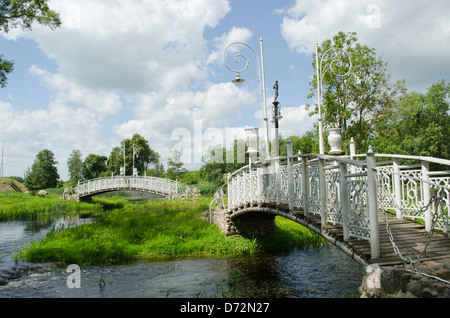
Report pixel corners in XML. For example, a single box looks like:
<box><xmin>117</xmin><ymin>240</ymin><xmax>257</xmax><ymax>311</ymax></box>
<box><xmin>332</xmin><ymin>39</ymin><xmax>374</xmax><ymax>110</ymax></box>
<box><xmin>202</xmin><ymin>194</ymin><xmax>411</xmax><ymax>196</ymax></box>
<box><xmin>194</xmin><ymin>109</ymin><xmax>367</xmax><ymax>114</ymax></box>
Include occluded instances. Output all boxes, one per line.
<box><xmin>315</xmin><ymin>41</ymin><xmax>353</xmax><ymax>154</ymax></box>
<box><xmin>132</xmin><ymin>144</ymin><xmax>140</xmax><ymax>176</ymax></box>
<box><xmin>223</xmin><ymin>36</ymin><xmax>270</xmax><ymax>160</ymax></box>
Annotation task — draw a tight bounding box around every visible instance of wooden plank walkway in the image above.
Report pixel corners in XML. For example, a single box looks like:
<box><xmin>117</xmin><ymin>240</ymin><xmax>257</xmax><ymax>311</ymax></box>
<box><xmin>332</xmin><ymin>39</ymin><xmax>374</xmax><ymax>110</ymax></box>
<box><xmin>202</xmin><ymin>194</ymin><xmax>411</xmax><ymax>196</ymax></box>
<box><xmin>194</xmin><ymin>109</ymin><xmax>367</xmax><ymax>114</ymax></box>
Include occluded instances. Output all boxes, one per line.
<box><xmin>231</xmin><ymin>205</ymin><xmax>450</xmax><ymax>266</ymax></box>
<box><xmin>326</xmin><ymin>212</ymin><xmax>450</xmax><ymax>266</ymax></box>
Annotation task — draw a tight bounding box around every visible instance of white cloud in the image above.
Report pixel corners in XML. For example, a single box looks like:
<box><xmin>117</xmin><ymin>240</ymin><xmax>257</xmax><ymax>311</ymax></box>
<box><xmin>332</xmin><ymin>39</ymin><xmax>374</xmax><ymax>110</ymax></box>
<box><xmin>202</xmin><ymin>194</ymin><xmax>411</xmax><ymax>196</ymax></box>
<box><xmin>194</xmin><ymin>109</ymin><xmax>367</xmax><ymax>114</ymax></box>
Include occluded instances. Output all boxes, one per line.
<box><xmin>254</xmin><ymin>103</ymin><xmax>317</xmax><ymax>141</ymax></box>
<box><xmin>29</xmin><ymin>65</ymin><xmax>123</xmax><ymax>115</ymax></box>
<box><xmin>5</xmin><ymin>0</ymin><xmax>231</xmax><ymax>94</ymax></box>
<box><xmin>278</xmin><ymin>0</ymin><xmax>450</xmax><ymax>92</ymax></box>
<box><xmin>278</xmin><ymin>105</ymin><xmax>317</xmax><ymax>138</ymax></box>
<box><xmin>0</xmin><ymin>97</ymin><xmax>108</xmax><ymax>179</ymax></box>
<box><xmin>207</xmin><ymin>26</ymin><xmax>253</xmax><ymax>65</ymax></box>
<box><xmin>1</xmin><ymin>0</ymin><xmax>236</xmax><ymax>178</ymax></box>
<box><xmin>114</xmin><ymin>82</ymin><xmax>257</xmax><ymax>165</ymax></box>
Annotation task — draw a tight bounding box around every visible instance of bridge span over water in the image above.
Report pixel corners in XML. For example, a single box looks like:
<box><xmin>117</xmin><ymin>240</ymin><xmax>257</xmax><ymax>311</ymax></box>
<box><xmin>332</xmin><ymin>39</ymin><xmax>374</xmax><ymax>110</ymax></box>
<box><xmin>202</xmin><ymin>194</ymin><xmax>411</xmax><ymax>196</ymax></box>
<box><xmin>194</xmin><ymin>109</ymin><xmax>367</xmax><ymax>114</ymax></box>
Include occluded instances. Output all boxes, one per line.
<box><xmin>211</xmin><ymin>143</ymin><xmax>450</xmax><ymax>268</ymax></box>
<box><xmin>77</xmin><ymin>176</ymin><xmax>185</xmax><ymax>201</ymax></box>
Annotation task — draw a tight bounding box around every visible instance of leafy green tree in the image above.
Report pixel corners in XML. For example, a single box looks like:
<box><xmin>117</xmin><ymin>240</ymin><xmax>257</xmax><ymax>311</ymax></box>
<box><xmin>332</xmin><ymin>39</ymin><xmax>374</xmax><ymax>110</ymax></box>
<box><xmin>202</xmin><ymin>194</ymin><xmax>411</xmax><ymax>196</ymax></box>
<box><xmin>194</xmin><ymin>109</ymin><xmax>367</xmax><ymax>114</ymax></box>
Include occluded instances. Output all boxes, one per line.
<box><xmin>107</xmin><ymin>134</ymin><xmax>160</xmax><ymax>176</ymax></box>
<box><xmin>67</xmin><ymin>149</ymin><xmax>83</xmax><ymax>183</ymax></box>
<box><xmin>0</xmin><ymin>0</ymin><xmax>61</xmax><ymax>87</ymax></box>
<box><xmin>308</xmin><ymin>31</ymin><xmax>406</xmax><ymax>154</ymax></box>
<box><xmin>200</xmin><ymin>140</ymin><xmax>247</xmax><ymax>185</ymax></box>
<box><xmin>0</xmin><ymin>55</ymin><xmax>13</xmax><ymax>88</ymax></box>
<box><xmin>24</xmin><ymin>149</ymin><xmax>59</xmax><ymax>190</ymax></box>
<box><xmin>373</xmin><ymin>80</ymin><xmax>450</xmax><ymax>160</ymax></box>
<box><xmin>278</xmin><ymin>133</ymin><xmax>319</xmax><ymax>157</ymax></box>
<box><xmin>165</xmin><ymin>149</ymin><xmax>186</xmax><ymax>180</ymax></box>
<box><xmin>82</xmin><ymin>154</ymin><xmax>108</xmax><ymax>180</ymax></box>
<box><xmin>145</xmin><ymin>162</ymin><xmax>165</xmax><ymax>177</ymax></box>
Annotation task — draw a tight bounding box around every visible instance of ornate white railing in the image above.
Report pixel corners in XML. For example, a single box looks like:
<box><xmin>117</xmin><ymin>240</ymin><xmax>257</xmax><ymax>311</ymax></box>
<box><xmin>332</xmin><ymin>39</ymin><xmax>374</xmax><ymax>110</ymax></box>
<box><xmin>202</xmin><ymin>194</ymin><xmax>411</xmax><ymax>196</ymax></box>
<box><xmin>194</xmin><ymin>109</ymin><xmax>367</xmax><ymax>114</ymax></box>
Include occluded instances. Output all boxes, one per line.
<box><xmin>77</xmin><ymin>176</ymin><xmax>182</xmax><ymax>199</ymax></box>
<box><xmin>221</xmin><ymin>144</ymin><xmax>450</xmax><ymax>260</ymax></box>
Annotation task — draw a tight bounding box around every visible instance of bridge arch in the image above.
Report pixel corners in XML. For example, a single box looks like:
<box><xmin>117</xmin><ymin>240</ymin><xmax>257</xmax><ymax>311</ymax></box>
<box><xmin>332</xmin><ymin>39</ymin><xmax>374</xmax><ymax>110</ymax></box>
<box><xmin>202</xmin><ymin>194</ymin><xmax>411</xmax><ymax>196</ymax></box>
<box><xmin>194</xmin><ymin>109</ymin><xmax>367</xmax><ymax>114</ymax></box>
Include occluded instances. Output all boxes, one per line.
<box><xmin>227</xmin><ymin>206</ymin><xmax>369</xmax><ymax>266</ymax></box>
<box><xmin>210</xmin><ymin>146</ymin><xmax>450</xmax><ymax>266</ymax></box>
<box><xmin>77</xmin><ymin>176</ymin><xmax>183</xmax><ymax>202</ymax></box>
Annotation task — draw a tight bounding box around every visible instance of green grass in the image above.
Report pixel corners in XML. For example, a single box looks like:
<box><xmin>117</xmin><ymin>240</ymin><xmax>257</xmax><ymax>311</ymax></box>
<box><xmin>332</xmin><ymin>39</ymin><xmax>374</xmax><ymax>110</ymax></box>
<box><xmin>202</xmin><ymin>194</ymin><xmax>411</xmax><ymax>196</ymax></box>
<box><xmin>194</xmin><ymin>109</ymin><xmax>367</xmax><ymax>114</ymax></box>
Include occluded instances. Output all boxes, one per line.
<box><xmin>0</xmin><ymin>192</ymin><xmax>100</xmax><ymax>221</ymax></box>
<box><xmin>15</xmin><ymin>197</ymin><xmax>260</xmax><ymax>265</ymax></box>
<box><xmin>257</xmin><ymin>216</ymin><xmax>327</xmax><ymax>252</ymax></box>
<box><xmin>12</xmin><ymin>193</ymin><xmax>329</xmax><ymax>266</ymax></box>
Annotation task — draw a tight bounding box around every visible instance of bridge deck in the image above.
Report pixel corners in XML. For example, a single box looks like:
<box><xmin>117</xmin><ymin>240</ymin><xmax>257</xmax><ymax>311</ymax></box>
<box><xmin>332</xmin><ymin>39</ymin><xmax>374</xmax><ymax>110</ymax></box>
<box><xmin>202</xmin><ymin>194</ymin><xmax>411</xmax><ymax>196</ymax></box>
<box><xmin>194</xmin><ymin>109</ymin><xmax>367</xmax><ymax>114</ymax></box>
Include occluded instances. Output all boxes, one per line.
<box><xmin>297</xmin><ymin>210</ymin><xmax>450</xmax><ymax>266</ymax></box>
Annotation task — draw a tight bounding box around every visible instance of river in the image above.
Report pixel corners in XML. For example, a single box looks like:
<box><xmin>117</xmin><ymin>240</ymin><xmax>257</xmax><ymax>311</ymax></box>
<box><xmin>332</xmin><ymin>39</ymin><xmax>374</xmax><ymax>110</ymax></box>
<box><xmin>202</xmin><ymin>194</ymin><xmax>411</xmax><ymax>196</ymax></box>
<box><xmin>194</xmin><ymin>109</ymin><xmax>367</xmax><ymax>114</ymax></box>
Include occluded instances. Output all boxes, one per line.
<box><xmin>0</xmin><ymin>216</ymin><xmax>364</xmax><ymax>298</ymax></box>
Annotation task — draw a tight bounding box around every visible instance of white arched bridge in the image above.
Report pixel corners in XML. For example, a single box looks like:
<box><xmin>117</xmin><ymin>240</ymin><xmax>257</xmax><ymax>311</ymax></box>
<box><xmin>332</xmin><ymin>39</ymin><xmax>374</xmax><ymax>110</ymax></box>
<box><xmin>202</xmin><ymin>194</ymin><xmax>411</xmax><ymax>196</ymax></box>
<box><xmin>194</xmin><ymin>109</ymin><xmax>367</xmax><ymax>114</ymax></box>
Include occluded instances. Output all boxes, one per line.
<box><xmin>77</xmin><ymin>176</ymin><xmax>186</xmax><ymax>201</ymax></box>
<box><xmin>211</xmin><ymin>142</ymin><xmax>450</xmax><ymax>267</ymax></box>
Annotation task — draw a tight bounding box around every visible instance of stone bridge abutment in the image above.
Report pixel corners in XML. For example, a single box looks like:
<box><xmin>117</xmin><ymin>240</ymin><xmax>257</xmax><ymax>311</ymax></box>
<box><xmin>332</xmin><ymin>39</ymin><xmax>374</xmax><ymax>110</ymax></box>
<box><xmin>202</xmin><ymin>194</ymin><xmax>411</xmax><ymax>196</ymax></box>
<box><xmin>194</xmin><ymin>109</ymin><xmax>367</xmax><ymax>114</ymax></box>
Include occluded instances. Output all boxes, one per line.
<box><xmin>207</xmin><ymin>208</ymin><xmax>276</xmax><ymax>238</ymax></box>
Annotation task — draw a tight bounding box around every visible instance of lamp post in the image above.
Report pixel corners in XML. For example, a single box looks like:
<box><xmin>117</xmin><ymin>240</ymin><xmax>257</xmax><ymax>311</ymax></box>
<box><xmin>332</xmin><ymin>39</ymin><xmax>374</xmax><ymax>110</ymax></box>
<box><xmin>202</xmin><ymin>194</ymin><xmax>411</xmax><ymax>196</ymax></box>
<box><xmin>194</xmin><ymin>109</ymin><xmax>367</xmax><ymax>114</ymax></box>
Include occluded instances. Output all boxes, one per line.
<box><xmin>315</xmin><ymin>41</ymin><xmax>353</xmax><ymax>154</ymax></box>
<box><xmin>271</xmin><ymin>80</ymin><xmax>282</xmax><ymax>158</ymax></box>
<box><xmin>120</xmin><ymin>144</ymin><xmax>126</xmax><ymax>176</ymax></box>
<box><xmin>132</xmin><ymin>144</ymin><xmax>139</xmax><ymax>176</ymax></box>
<box><xmin>223</xmin><ymin>36</ymin><xmax>270</xmax><ymax>160</ymax></box>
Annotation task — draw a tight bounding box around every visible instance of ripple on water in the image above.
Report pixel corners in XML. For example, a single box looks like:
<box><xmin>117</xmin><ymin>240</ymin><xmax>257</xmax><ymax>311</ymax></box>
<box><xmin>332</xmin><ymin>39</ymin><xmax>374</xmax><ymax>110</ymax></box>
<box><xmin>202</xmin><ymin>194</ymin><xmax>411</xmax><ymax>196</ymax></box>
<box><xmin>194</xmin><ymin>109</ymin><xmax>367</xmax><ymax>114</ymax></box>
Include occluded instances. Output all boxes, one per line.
<box><xmin>0</xmin><ymin>220</ymin><xmax>363</xmax><ymax>298</ymax></box>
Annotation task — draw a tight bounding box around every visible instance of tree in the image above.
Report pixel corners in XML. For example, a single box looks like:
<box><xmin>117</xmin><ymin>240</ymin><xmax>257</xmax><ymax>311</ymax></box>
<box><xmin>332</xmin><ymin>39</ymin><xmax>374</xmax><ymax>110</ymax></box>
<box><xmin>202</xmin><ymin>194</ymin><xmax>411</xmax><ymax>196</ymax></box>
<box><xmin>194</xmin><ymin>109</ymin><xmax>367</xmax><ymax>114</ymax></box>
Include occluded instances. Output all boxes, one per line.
<box><xmin>308</xmin><ymin>31</ymin><xmax>406</xmax><ymax>154</ymax></box>
<box><xmin>23</xmin><ymin>166</ymin><xmax>41</xmax><ymax>193</ymax></box>
<box><xmin>107</xmin><ymin>134</ymin><xmax>160</xmax><ymax>176</ymax></box>
<box><xmin>278</xmin><ymin>133</ymin><xmax>318</xmax><ymax>156</ymax></box>
<box><xmin>165</xmin><ymin>149</ymin><xmax>186</xmax><ymax>180</ymax></box>
<box><xmin>373</xmin><ymin>80</ymin><xmax>450</xmax><ymax>160</ymax></box>
<box><xmin>0</xmin><ymin>0</ymin><xmax>61</xmax><ymax>87</ymax></box>
<box><xmin>0</xmin><ymin>55</ymin><xmax>13</xmax><ymax>88</ymax></box>
<box><xmin>200</xmin><ymin>140</ymin><xmax>247</xmax><ymax>185</ymax></box>
<box><xmin>82</xmin><ymin>154</ymin><xmax>108</xmax><ymax>180</ymax></box>
<box><xmin>67</xmin><ymin>149</ymin><xmax>83</xmax><ymax>183</ymax></box>
<box><xmin>24</xmin><ymin>149</ymin><xmax>59</xmax><ymax>190</ymax></box>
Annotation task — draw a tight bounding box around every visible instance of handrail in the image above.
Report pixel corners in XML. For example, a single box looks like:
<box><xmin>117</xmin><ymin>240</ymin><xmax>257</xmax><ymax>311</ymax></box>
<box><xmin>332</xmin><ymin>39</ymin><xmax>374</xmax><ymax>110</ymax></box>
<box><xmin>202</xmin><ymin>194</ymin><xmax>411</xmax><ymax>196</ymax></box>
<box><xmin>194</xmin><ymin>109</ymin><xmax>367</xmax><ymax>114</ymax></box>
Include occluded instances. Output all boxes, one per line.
<box><xmin>77</xmin><ymin>175</ymin><xmax>184</xmax><ymax>197</ymax></box>
<box><xmin>375</xmin><ymin>153</ymin><xmax>450</xmax><ymax>166</ymax></box>
<box><xmin>219</xmin><ymin>150</ymin><xmax>450</xmax><ymax>261</ymax></box>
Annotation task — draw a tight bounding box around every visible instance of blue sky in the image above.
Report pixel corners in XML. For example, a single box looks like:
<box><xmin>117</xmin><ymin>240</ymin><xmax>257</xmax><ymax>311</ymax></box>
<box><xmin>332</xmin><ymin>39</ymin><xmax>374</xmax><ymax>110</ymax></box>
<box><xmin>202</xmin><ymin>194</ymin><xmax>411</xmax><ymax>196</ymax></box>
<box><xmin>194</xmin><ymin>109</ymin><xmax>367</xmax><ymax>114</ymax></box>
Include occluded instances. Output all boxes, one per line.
<box><xmin>1</xmin><ymin>0</ymin><xmax>449</xmax><ymax>180</ymax></box>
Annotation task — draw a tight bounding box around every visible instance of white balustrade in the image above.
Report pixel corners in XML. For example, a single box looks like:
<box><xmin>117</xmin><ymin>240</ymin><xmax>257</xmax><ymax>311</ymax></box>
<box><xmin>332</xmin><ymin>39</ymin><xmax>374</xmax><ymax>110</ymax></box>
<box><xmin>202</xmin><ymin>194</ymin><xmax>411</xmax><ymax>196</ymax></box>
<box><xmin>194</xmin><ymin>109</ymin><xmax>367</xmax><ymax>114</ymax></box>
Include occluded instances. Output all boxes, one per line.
<box><xmin>219</xmin><ymin>149</ymin><xmax>450</xmax><ymax>260</ymax></box>
<box><xmin>78</xmin><ymin>176</ymin><xmax>181</xmax><ymax>199</ymax></box>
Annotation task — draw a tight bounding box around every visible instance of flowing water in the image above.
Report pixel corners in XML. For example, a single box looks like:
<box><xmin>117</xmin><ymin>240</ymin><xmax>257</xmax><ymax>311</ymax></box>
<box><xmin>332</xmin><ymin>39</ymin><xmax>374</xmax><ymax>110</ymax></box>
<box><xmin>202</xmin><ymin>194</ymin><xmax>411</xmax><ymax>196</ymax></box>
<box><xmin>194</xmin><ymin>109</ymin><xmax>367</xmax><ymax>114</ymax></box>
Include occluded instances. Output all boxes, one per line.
<box><xmin>0</xmin><ymin>192</ymin><xmax>364</xmax><ymax>298</ymax></box>
<box><xmin>0</xmin><ymin>217</ymin><xmax>364</xmax><ymax>298</ymax></box>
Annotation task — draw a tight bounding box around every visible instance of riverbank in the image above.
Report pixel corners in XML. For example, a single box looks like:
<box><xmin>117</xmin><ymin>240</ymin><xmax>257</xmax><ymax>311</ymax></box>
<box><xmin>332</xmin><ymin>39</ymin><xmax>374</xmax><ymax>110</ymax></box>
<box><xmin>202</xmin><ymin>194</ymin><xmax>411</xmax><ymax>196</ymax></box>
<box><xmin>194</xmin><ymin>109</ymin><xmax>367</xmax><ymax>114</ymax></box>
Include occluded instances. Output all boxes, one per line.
<box><xmin>0</xmin><ymin>192</ymin><xmax>100</xmax><ymax>221</ymax></box>
<box><xmin>0</xmin><ymin>193</ymin><xmax>363</xmax><ymax>298</ymax></box>
<box><xmin>12</xmin><ymin>195</ymin><xmax>325</xmax><ymax>266</ymax></box>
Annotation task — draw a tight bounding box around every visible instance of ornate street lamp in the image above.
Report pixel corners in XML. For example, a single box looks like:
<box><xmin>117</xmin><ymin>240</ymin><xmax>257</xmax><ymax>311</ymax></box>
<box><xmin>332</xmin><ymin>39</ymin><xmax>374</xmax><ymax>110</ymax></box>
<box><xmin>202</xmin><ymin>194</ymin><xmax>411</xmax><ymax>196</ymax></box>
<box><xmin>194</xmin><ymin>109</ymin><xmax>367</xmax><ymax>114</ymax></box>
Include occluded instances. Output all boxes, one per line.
<box><xmin>223</xmin><ymin>37</ymin><xmax>270</xmax><ymax>160</ymax></box>
<box><xmin>315</xmin><ymin>41</ymin><xmax>353</xmax><ymax>154</ymax></box>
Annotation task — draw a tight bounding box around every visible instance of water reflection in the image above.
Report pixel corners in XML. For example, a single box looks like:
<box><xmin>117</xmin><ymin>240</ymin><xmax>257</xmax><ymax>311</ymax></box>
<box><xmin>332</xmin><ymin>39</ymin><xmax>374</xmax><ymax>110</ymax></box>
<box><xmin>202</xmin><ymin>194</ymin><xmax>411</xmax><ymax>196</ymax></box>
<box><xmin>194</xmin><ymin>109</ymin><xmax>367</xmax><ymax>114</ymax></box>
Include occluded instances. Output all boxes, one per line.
<box><xmin>0</xmin><ymin>214</ymin><xmax>363</xmax><ymax>298</ymax></box>
<box><xmin>96</xmin><ymin>191</ymin><xmax>166</xmax><ymax>204</ymax></box>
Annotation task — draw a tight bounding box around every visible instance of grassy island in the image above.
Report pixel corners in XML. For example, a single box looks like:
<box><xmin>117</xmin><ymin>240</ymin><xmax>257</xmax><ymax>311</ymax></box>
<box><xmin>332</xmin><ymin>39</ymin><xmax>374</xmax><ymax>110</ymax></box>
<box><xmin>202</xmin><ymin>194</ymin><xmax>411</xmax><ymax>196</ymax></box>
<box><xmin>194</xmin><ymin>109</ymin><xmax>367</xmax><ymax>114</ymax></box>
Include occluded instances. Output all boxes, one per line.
<box><xmin>9</xmin><ymin>193</ymin><xmax>325</xmax><ymax>266</ymax></box>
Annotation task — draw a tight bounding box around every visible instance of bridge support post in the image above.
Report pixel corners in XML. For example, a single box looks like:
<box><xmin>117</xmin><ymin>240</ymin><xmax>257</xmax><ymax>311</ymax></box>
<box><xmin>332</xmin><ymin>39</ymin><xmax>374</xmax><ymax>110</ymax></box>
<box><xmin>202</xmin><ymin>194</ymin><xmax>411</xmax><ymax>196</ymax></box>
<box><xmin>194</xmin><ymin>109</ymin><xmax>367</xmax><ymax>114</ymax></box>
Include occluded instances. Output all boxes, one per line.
<box><xmin>301</xmin><ymin>156</ymin><xmax>309</xmax><ymax>216</ymax></box>
<box><xmin>287</xmin><ymin>139</ymin><xmax>294</xmax><ymax>211</ymax></box>
<box><xmin>275</xmin><ymin>160</ymin><xmax>281</xmax><ymax>206</ymax></box>
<box><xmin>339</xmin><ymin>162</ymin><xmax>350</xmax><ymax>239</ymax></box>
<box><xmin>367</xmin><ymin>146</ymin><xmax>380</xmax><ymax>259</ymax></box>
<box><xmin>227</xmin><ymin>173</ymin><xmax>231</xmax><ymax>209</ymax></box>
<box><xmin>393</xmin><ymin>158</ymin><xmax>402</xmax><ymax>220</ymax></box>
<box><xmin>421</xmin><ymin>160</ymin><xmax>432</xmax><ymax>232</ymax></box>
<box><xmin>318</xmin><ymin>158</ymin><xmax>327</xmax><ymax>226</ymax></box>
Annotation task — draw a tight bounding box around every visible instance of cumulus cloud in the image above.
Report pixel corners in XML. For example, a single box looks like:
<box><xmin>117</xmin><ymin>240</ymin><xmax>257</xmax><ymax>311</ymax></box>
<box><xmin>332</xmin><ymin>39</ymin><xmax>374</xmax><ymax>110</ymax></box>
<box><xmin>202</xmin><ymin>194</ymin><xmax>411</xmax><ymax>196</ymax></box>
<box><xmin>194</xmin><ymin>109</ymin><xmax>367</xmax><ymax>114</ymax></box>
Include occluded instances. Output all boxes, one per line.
<box><xmin>207</xmin><ymin>26</ymin><xmax>253</xmax><ymax>65</ymax></box>
<box><xmin>29</xmin><ymin>65</ymin><xmax>123</xmax><ymax>115</ymax></box>
<box><xmin>278</xmin><ymin>0</ymin><xmax>450</xmax><ymax>92</ymax></box>
<box><xmin>5</xmin><ymin>0</ymin><xmax>231</xmax><ymax>94</ymax></box>
<box><xmin>114</xmin><ymin>82</ymin><xmax>257</xmax><ymax>165</ymax></box>
<box><xmin>1</xmin><ymin>0</ymin><xmax>236</xmax><ymax>177</ymax></box>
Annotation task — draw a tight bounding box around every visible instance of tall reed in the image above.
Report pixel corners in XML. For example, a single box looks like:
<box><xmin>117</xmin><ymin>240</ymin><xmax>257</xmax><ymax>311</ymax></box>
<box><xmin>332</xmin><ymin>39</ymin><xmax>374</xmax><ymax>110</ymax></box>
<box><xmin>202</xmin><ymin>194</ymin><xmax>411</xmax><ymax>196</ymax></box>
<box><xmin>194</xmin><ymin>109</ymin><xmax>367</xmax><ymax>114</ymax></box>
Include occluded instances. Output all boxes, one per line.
<box><xmin>0</xmin><ymin>192</ymin><xmax>100</xmax><ymax>221</ymax></box>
